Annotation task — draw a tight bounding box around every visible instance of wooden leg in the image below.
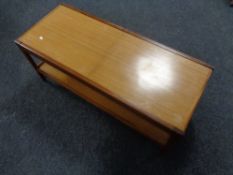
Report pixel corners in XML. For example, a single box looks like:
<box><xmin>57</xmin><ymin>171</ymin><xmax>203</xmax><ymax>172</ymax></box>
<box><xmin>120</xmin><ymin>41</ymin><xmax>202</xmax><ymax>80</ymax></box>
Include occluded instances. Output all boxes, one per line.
<box><xmin>16</xmin><ymin>44</ymin><xmax>46</xmax><ymax>81</ymax></box>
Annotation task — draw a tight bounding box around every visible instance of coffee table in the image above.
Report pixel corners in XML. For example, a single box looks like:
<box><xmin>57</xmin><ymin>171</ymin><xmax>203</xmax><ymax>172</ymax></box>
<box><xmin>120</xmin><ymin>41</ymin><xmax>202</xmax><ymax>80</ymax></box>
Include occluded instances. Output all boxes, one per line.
<box><xmin>15</xmin><ymin>4</ymin><xmax>213</xmax><ymax>145</ymax></box>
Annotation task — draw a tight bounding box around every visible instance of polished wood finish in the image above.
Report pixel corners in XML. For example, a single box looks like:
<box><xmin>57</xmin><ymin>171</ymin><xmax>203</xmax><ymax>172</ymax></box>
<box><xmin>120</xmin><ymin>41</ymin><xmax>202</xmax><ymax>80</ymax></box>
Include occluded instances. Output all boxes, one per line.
<box><xmin>15</xmin><ymin>4</ymin><xmax>213</xmax><ymax>144</ymax></box>
<box><xmin>61</xmin><ymin>3</ymin><xmax>213</xmax><ymax>70</ymax></box>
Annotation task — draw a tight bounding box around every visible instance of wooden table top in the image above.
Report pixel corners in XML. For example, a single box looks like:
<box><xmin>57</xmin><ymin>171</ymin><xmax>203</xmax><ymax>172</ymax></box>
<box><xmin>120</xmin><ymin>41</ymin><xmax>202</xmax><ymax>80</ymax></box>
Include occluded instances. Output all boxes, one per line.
<box><xmin>16</xmin><ymin>4</ymin><xmax>213</xmax><ymax>134</ymax></box>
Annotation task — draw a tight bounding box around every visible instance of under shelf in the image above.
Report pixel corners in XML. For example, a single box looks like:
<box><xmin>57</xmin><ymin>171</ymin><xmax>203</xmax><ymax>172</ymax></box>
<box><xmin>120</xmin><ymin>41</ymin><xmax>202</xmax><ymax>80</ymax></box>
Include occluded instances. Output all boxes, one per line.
<box><xmin>38</xmin><ymin>63</ymin><xmax>171</xmax><ymax>145</ymax></box>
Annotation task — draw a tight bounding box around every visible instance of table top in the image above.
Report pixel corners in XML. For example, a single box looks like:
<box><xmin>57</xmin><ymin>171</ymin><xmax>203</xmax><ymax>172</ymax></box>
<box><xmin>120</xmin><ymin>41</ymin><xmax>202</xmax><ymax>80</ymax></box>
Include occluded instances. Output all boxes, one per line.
<box><xmin>16</xmin><ymin>4</ymin><xmax>213</xmax><ymax>134</ymax></box>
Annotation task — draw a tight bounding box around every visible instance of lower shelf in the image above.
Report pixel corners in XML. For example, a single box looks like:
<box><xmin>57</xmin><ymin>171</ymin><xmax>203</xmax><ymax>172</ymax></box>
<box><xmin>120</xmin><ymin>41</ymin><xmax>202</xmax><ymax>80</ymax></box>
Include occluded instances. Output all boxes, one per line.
<box><xmin>39</xmin><ymin>63</ymin><xmax>172</xmax><ymax>145</ymax></box>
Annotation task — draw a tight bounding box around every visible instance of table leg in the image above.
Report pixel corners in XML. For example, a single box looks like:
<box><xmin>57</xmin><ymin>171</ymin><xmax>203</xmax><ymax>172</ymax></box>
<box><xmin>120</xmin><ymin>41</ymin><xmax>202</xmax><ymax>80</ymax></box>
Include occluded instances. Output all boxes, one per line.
<box><xmin>16</xmin><ymin>44</ymin><xmax>46</xmax><ymax>81</ymax></box>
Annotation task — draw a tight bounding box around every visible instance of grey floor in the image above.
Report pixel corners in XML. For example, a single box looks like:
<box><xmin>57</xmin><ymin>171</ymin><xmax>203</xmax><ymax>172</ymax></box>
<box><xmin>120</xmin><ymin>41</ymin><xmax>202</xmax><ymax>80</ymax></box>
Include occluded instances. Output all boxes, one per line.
<box><xmin>1</xmin><ymin>0</ymin><xmax>233</xmax><ymax>174</ymax></box>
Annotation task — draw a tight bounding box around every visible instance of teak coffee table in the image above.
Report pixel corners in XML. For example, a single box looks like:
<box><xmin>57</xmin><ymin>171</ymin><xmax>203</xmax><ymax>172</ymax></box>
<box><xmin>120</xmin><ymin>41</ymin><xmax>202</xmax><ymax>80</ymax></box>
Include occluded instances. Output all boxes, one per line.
<box><xmin>15</xmin><ymin>4</ymin><xmax>213</xmax><ymax>145</ymax></box>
